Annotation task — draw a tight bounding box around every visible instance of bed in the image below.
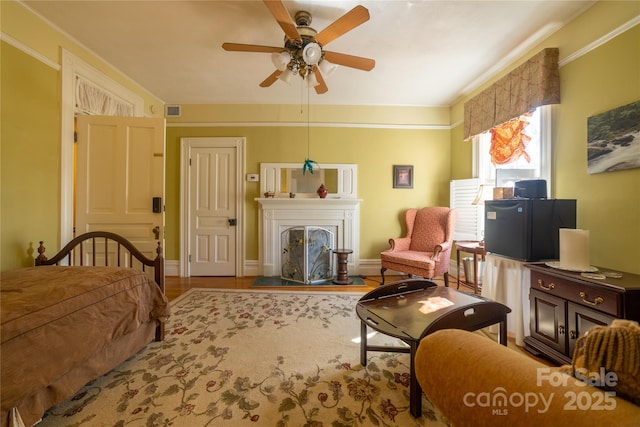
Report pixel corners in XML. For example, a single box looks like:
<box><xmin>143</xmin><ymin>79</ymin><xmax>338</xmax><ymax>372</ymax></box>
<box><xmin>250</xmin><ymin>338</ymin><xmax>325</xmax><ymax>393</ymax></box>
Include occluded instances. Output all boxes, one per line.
<box><xmin>1</xmin><ymin>231</ymin><xmax>170</xmax><ymax>427</ymax></box>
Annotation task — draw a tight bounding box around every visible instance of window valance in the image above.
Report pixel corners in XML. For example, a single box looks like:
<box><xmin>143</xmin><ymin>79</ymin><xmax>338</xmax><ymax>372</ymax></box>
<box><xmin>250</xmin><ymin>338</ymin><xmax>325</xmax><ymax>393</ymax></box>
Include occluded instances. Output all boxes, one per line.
<box><xmin>464</xmin><ymin>48</ymin><xmax>560</xmax><ymax>139</ymax></box>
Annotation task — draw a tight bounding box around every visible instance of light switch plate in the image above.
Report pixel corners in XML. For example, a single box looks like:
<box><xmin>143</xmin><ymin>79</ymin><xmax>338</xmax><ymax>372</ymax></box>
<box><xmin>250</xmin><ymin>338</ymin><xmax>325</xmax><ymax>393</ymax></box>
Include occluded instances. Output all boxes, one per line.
<box><xmin>247</xmin><ymin>174</ymin><xmax>259</xmax><ymax>182</ymax></box>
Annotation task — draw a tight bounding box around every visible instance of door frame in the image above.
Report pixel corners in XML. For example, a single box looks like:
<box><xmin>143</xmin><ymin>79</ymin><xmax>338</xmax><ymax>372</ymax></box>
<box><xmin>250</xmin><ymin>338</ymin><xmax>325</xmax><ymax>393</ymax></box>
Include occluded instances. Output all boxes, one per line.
<box><xmin>180</xmin><ymin>137</ymin><xmax>246</xmax><ymax>277</ymax></box>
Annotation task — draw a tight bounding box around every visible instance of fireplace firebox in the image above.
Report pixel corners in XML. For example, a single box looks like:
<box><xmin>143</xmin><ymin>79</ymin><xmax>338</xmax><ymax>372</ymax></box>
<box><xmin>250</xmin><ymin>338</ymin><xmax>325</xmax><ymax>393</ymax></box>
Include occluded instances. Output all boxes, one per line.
<box><xmin>281</xmin><ymin>226</ymin><xmax>334</xmax><ymax>284</ymax></box>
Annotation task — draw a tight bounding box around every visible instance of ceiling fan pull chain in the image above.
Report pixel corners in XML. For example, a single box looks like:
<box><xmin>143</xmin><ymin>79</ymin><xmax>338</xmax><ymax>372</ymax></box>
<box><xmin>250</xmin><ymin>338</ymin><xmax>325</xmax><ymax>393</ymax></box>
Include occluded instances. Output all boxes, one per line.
<box><xmin>300</xmin><ymin>79</ymin><xmax>304</xmax><ymax>114</ymax></box>
<box><xmin>307</xmin><ymin>84</ymin><xmax>310</xmax><ymax>160</ymax></box>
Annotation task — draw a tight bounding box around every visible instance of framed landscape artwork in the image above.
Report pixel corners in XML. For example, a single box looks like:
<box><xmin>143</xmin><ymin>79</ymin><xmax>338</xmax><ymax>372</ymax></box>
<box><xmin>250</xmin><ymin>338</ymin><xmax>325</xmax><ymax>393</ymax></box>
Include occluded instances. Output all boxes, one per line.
<box><xmin>587</xmin><ymin>100</ymin><xmax>640</xmax><ymax>174</ymax></box>
<box><xmin>393</xmin><ymin>165</ymin><xmax>413</xmax><ymax>188</ymax></box>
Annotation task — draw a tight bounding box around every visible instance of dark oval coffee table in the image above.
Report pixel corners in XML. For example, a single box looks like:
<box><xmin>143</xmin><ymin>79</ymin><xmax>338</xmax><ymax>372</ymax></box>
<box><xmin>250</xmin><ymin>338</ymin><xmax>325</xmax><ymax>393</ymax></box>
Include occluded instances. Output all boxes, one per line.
<box><xmin>356</xmin><ymin>279</ymin><xmax>511</xmax><ymax>418</ymax></box>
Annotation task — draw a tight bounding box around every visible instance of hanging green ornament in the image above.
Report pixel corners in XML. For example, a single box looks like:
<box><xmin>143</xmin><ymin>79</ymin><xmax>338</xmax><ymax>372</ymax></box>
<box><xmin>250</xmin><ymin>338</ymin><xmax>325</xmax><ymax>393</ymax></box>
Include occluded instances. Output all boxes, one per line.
<box><xmin>303</xmin><ymin>158</ymin><xmax>318</xmax><ymax>175</ymax></box>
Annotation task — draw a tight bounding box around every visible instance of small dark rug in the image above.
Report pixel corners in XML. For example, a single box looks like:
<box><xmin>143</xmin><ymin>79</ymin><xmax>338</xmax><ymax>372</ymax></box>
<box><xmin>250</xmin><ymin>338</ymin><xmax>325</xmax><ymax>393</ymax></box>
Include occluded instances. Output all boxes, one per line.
<box><xmin>252</xmin><ymin>275</ymin><xmax>366</xmax><ymax>287</ymax></box>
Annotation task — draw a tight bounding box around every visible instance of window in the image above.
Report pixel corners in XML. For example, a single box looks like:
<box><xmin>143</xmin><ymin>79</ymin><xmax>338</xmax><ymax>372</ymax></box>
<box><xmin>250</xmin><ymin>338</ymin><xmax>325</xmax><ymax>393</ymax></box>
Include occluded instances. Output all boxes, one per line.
<box><xmin>473</xmin><ymin>106</ymin><xmax>552</xmax><ymax>195</ymax></box>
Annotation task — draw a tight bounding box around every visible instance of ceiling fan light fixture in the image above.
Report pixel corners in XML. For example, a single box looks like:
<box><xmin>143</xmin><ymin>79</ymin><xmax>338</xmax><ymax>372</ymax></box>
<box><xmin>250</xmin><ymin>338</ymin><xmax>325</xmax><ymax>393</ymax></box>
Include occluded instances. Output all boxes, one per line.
<box><xmin>307</xmin><ymin>72</ymin><xmax>320</xmax><ymax>88</ymax></box>
<box><xmin>278</xmin><ymin>68</ymin><xmax>293</xmax><ymax>84</ymax></box>
<box><xmin>271</xmin><ymin>51</ymin><xmax>291</xmax><ymax>71</ymax></box>
<box><xmin>222</xmin><ymin>2</ymin><xmax>374</xmax><ymax>94</ymax></box>
<box><xmin>302</xmin><ymin>42</ymin><xmax>322</xmax><ymax>66</ymax></box>
<box><xmin>318</xmin><ymin>59</ymin><xmax>337</xmax><ymax>78</ymax></box>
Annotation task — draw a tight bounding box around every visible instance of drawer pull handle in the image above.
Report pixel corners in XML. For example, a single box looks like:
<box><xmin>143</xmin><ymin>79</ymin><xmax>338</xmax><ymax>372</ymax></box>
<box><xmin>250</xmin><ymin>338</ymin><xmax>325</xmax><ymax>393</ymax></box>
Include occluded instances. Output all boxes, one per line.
<box><xmin>537</xmin><ymin>279</ymin><xmax>555</xmax><ymax>291</ymax></box>
<box><xmin>579</xmin><ymin>291</ymin><xmax>604</xmax><ymax>306</ymax></box>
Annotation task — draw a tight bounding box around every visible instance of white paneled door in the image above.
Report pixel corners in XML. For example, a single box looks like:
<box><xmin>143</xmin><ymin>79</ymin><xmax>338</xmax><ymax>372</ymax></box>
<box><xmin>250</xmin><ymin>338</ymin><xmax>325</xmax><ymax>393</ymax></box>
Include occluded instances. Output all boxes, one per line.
<box><xmin>184</xmin><ymin>139</ymin><xmax>240</xmax><ymax>276</ymax></box>
<box><xmin>76</xmin><ymin>115</ymin><xmax>166</xmax><ymax>260</ymax></box>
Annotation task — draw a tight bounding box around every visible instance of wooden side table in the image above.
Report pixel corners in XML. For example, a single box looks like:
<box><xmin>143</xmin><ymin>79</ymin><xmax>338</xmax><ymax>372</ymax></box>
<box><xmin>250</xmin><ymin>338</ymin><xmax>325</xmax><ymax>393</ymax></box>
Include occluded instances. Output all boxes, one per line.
<box><xmin>332</xmin><ymin>249</ymin><xmax>353</xmax><ymax>284</ymax></box>
<box><xmin>455</xmin><ymin>240</ymin><xmax>486</xmax><ymax>294</ymax></box>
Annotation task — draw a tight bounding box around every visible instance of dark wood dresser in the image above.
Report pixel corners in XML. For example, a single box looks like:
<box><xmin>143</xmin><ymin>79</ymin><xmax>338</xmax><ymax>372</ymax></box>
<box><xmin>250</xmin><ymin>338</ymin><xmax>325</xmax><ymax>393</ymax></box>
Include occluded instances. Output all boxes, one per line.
<box><xmin>524</xmin><ymin>263</ymin><xmax>640</xmax><ymax>365</ymax></box>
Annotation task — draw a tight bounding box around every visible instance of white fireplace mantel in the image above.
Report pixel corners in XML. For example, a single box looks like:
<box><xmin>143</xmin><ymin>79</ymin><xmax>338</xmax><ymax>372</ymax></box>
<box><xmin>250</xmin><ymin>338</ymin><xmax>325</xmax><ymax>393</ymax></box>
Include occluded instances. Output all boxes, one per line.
<box><xmin>257</xmin><ymin>197</ymin><xmax>362</xmax><ymax>277</ymax></box>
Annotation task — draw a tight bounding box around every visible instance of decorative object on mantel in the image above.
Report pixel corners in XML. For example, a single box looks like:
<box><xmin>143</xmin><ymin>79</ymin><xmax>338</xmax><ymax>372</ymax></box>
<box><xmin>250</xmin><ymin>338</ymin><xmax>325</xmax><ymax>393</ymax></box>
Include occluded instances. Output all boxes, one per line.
<box><xmin>264</xmin><ymin>191</ymin><xmax>275</xmax><ymax>198</ymax></box>
<box><xmin>316</xmin><ymin>183</ymin><xmax>328</xmax><ymax>198</ymax></box>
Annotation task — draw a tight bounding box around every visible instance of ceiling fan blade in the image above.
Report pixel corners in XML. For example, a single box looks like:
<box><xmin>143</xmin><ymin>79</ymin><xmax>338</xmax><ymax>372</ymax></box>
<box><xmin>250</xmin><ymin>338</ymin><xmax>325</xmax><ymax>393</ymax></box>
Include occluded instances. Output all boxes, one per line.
<box><xmin>260</xmin><ymin>69</ymin><xmax>283</xmax><ymax>87</ymax></box>
<box><xmin>222</xmin><ymin>43</ymin><xmax>285</xmax><ymax>53</ymax></box>
<box><xmin>313</xmin><ymin>66</ymin><xmax>328</xmax><ymax>94</ymax></box>
<box><xmin>315</xmin><ymin>5</ymin><xmax>370</xmax><ymax>46</ymax></box>
<box><xmin>324</xmin><ymin>51</ymin><xmax>375</xmax><ymax>71</ymax></box>
<box><xmin>263</xmin><ymin>0</ymin><xmax>302</xmax><ymax>42</ymax></box>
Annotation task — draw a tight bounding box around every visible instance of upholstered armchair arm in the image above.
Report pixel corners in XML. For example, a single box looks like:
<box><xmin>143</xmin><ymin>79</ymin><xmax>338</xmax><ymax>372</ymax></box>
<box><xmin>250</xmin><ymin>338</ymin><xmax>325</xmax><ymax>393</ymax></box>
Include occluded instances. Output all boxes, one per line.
<box><xmin>430</xmin><ymin>240</ymin><xmax>452</xmax><ymax>260</ymax></box>
<box><xmin>387</xmin><ymin>237</ymin><xmax>412</xmax><ymax>252</ymax></box>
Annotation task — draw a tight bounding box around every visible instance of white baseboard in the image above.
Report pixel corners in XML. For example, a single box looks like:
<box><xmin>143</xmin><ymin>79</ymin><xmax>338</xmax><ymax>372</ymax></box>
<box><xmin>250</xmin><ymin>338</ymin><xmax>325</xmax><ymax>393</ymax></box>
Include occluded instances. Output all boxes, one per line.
<box><xmin>243</xmin><ymin>260</ymin><xmax>260</xmax><ymax>276</ymax></box>
<box><xmin>165</xmin><ymin>258</ymin><xmax>460</xmax><ymax>278</ymax></box>
<box><xmin>356</xmin><ymin>259</ymin><xmax>383</xmax><ymax>276</ymax></box>
<box><xmin>164</xmin><ymin>259</ymin><xmax>260</xmax><ymax>277</ymax></box>
<box><xmin>165</xmin><ymin>260</ymin><xmax>179</xmax><ymax>276</ymax></box>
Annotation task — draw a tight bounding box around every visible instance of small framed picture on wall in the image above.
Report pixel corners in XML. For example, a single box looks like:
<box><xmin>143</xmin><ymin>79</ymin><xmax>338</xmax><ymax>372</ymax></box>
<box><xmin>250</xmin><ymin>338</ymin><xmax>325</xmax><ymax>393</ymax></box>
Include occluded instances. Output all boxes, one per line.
<box><xmin>393</xmin><ymin>165</ymin><xmax>413</xmax><ymax>189</ymax></box>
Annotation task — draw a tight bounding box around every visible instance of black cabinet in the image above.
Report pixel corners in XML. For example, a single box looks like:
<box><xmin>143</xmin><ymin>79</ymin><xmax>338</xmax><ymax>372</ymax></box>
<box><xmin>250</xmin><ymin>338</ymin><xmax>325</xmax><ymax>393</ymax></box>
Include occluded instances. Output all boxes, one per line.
<box><xmin>524</xmin><ymin>264</ymin><xmax>640</xmax><ymax>365</ymax></box>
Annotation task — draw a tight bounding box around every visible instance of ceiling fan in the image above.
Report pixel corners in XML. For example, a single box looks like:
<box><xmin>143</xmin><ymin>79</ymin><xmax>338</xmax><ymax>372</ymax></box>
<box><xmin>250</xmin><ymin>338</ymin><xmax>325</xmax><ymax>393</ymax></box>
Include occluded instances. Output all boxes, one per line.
<box><xmin>222</xmin><ymin>0</ymin><xmax>375</xmax><ymax>94</ymax></box>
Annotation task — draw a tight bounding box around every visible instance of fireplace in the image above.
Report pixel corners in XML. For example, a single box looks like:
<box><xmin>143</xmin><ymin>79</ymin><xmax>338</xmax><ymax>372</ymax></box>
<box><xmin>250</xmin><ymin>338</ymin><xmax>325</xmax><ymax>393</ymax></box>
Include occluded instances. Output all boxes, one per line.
<box><xmin>256</xmin><ymin>163</ymin><xmax>361</xmax><ymax>279</ymax></box>
<box><xmin>281</xmin><ymin>226</ymin><xmax>334</xmax><ymax>283</ymax></box>
<box><xmin>256</xmin><ymin>197</ymin><xmax>361</xmax><ymax>277</ymax></box>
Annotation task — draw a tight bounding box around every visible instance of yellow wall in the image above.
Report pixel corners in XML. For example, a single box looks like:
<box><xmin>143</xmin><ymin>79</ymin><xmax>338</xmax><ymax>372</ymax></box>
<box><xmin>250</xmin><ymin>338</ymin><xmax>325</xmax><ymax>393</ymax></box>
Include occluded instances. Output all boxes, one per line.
<box><xmin>554</xmin><ymin>24</ymin><xmax>640</xmax><ymax>270</ymax></box>
<box><xmin>1</xmin><ymin>42</ymin><xmax>60</xmax><ymax>267</ymax></box>
<box><xmin>2</xmin><ymin>0</ymin><xmax>639</xmax><ymax>275</ymax></box>
<box><xmin>165</xmin><ymin>123</ymin><xmax>451</xmax><ymax>261</ymax></box>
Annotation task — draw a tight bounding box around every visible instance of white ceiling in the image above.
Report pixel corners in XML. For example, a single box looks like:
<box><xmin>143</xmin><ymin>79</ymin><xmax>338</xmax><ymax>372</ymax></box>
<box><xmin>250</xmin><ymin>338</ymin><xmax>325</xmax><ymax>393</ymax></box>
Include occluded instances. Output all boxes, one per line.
<box><xmin>23</xmin><ymin>0</ymin><xmax>595</xmax><ymax>107</ymax></box>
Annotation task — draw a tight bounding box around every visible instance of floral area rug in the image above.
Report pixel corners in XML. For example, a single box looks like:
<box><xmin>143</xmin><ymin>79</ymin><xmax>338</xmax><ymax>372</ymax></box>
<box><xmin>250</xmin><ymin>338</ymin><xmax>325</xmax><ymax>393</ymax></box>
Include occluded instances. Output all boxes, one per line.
<box><xmin>39</xmin><ymin>289</ymin><xmax>449</xmax><ymax>427</ymax></box>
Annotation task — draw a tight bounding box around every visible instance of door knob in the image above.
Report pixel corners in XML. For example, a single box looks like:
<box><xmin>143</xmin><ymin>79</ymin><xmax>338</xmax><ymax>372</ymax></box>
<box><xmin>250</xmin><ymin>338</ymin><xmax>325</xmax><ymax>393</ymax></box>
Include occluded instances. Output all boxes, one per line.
<box><xmin>153</xmin><ymin>226</ymin><xmax>160</xmax><ymax>239</ymax></box>
<box><xmin>228</xmin><ymin>218</ymin><xmax>237</xmax><ymax>226</ymax></box>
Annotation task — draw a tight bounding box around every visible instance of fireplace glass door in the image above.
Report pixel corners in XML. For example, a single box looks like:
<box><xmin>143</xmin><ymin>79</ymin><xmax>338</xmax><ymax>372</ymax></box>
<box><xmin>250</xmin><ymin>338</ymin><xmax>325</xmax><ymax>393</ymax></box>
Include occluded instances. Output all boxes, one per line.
<box><xmin>281</xmin><ymin>226</ymin><xmax>334</xmax><ymax>284</ymax></box>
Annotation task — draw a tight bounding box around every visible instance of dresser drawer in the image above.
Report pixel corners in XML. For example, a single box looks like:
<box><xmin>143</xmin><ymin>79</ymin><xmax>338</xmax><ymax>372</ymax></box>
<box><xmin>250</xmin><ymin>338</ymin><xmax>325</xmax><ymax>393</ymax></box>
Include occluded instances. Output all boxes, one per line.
<box><xmin>530</xmin><ymin>271</ymin><xmax>620</xmax><ymax>317</ymax></box>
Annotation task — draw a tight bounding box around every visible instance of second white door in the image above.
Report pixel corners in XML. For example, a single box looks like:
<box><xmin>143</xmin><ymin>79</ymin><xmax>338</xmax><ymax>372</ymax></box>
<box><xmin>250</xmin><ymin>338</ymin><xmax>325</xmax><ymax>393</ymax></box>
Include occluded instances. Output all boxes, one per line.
<box><xmin>185</xmin><ymin>139</ymin><xmax>242</xmax><ymax>276</ymax></box>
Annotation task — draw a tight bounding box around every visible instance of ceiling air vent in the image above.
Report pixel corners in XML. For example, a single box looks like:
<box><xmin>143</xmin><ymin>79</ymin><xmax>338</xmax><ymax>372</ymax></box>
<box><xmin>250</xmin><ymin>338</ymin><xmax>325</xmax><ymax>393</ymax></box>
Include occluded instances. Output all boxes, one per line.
<box><xmin>165</xmin><ymin>105</ymin><xmax>181</xmax><ymax>117</ymax></box>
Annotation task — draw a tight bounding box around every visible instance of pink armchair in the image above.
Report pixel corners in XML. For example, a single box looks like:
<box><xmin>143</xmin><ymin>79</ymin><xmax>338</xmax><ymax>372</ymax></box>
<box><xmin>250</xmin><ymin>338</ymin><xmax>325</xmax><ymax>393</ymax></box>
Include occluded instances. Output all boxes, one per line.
<box><xmin>380</xmin><ymin>206</ymin><xmax>457</xmax><ymax>286</ymax></box>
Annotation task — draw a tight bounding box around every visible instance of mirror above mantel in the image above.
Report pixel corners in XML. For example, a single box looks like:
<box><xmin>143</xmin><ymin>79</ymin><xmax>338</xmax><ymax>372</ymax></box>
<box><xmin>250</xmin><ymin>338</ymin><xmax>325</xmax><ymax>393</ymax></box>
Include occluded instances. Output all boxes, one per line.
<box><xmin>259</xmin><ymin>163</ymin><xmax>358</xmax><ymax>198</ymax></box>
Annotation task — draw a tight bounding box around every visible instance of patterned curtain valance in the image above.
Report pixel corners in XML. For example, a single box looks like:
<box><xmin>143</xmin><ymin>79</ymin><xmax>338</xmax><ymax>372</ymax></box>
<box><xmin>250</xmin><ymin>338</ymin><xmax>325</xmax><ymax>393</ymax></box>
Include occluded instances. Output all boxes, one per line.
<box><xmin>464</xmin><ymin>48</ymin><xmax>560</xmax><ymax>139</ymax></box>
